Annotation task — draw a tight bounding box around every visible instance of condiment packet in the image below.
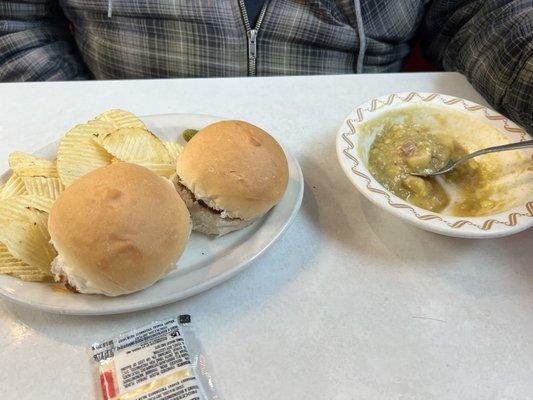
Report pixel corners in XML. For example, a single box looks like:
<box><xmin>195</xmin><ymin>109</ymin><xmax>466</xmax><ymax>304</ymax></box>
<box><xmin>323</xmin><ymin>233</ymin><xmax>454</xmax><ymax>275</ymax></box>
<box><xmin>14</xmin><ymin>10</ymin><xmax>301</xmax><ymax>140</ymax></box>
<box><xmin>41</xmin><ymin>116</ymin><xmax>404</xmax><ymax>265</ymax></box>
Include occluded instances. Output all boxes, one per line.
<box><xmin>91</xmin><ymin>315</ymin><xmax>219</xmax><ymax>400</ymax></box>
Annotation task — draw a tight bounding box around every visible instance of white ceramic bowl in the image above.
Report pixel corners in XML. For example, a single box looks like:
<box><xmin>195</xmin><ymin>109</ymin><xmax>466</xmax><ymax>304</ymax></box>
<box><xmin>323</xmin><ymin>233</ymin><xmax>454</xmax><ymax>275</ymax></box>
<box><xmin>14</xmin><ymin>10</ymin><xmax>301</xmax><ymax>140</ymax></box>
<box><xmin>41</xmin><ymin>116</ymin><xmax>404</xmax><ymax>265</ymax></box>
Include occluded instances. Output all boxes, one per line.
<box><xmin>336</xmin><ymin>92</ymin><xmax>532</xmax><ymax>238</ymax></box>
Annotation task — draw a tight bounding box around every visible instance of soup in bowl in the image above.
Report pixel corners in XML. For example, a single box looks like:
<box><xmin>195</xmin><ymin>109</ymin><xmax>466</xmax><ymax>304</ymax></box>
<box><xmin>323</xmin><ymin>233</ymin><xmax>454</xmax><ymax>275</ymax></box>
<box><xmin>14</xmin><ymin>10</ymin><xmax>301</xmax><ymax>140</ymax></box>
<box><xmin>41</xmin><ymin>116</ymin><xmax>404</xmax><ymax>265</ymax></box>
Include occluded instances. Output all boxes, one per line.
<box><xmin>336</xmin><ymin>92</ymin><xmax>532</xmax><ymax>238</ymax></box>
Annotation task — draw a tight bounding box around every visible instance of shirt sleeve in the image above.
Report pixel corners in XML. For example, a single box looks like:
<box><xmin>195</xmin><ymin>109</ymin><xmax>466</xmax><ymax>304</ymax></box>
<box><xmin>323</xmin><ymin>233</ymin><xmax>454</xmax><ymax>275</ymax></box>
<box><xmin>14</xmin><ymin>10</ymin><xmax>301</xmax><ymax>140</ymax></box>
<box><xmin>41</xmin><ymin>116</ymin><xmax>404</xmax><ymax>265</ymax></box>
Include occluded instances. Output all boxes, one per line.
<box><xmin>421</xmin><ymin>0</ymin><xmax>533</xmax><ymax>132</ymax></box>
<box><xmin>0</xmin><ymin>1</ymin><xmax>90</xmax><ymax>81</ymax></box>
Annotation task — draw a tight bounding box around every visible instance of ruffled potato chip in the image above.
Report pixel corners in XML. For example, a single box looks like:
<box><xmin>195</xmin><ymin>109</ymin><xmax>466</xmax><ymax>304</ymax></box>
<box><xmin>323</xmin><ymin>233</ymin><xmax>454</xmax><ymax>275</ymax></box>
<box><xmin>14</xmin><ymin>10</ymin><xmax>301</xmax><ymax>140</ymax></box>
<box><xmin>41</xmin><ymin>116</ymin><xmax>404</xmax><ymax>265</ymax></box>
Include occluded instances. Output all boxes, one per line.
<box><xmin>163</xmin><ymin>140</ymin><xmax>184</xmax><ymax>165</ymax></box>
<box><xmin>57</xmin><ymin>110</ymin><xmax>150</xmax><ymax>186</ymax></box>
<box><xmin>95</xmin><ymin>127</ymin><xmax>170</xmax><ymax>163</ymax></box>
<box><xmin>0</xmin><ymin>173</ymin><xmax>27</xmax><ymax>199</ymax></box>
<box><xmin>12</xmin><ymin>272</ymin><xmax>51</xmax><ymax>282</ymax></box>
<box><xmin>8</xmin><ymin>152</ymin><xmax>58</xmax><ymax>178</ymax></box>
<box><xmin>0</xmin><ymin>221</ymin><xmax>54</xmax><ymax>275</ymax></box>
<box><xmin>94</xmin><ymin>127</ymin><xmax>173</xmax><ymax>176</ymax></box>
<box><xmin>57</xmin><ymin>119</ymin><xmax>114</xmax><ymax>186</ymax></box>
<box><xmin>0</xmin><ymin>200</ymin><xmax>56</xmax><ymax>275</ymax></box>
<box><xmin>0</xmin><ymin>195</ymin><xmax>53</xmax><ymax>221</ymax></box>
<box><xmin>0</xmin><ymin>242</ymin><xmax>50</xmax><ymax>282</ymax></box>
<box><xmin>95</xmin><ymin>109</ymin><xmax>146</xmax><ymax>129</ymax></box>
<box><xmin>22</xmin><ymin>176</ymin><xmax>64</xmax><ymax>200</ymax></box>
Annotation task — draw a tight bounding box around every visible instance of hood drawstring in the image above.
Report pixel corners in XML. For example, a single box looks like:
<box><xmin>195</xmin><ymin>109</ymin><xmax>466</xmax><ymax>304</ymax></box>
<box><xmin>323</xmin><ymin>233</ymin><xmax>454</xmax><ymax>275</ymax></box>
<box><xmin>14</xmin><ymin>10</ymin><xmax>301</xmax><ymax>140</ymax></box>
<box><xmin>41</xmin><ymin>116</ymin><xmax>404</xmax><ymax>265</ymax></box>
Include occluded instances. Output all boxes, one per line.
<box><xmin>354</xmin><ymin>0</ymin><xmax>366</xmax><ymax>73</ymax></box>
<box><xmin>107</xmin><ymin>0</ymin><xmax>113</xmax><ymax>18</ymax></box>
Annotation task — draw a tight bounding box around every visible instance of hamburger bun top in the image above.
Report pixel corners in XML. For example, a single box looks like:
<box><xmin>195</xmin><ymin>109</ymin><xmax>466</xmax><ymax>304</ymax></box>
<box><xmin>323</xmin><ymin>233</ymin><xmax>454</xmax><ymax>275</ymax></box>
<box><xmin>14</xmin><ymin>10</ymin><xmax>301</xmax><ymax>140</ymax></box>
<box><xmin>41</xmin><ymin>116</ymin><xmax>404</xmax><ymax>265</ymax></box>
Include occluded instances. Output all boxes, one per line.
<box><xmin>48</xmin><ymin>162</ymin><xmax>191</xmax><ymax>296</ymax></box>
<box><xmin>176</xmin><ymin>120</ymin><xmax>289</xmax><ymax>220</ymax></box>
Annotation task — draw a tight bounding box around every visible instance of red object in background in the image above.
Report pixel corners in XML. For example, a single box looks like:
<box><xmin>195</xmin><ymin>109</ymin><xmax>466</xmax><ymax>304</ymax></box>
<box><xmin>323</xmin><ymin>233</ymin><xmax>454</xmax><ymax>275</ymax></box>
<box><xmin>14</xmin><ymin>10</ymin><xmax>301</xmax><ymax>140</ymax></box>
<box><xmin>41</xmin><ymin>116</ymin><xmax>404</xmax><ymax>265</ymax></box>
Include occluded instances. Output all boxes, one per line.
<box><xmin>100</xmin><ymin>371</ymin><xmax>117</xmax><ymax>400</ymax></box>
<box><xmin>403</xmin><ymin>41</ymin><xmax>441</xmax><ymax>72</ymax></box>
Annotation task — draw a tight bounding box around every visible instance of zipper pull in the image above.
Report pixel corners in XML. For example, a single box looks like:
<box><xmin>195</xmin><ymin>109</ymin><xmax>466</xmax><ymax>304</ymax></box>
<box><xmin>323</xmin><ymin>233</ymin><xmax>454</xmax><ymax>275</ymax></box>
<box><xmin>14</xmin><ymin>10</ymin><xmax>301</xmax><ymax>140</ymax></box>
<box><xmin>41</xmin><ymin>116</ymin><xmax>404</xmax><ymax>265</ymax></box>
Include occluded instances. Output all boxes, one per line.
<box><xmin>248</xmin><ymin>29</ymin><xmax>257</xmax><ymax>59</ymax></box>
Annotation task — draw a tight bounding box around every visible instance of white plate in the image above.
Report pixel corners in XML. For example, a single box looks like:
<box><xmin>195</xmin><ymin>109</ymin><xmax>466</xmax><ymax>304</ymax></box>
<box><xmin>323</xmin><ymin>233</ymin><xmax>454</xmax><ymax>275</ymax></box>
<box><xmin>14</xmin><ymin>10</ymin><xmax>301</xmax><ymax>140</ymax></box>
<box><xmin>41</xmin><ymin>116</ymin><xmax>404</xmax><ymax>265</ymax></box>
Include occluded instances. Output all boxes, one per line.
<box><xmin>0</xmin><ymin>114</ymin><xmax>304</xmax><ymax>315</ymax></box>
<box><xmin>336</xmin><ymin>92</ymin><xmax>532</xmax><ymax>239</ymax></box>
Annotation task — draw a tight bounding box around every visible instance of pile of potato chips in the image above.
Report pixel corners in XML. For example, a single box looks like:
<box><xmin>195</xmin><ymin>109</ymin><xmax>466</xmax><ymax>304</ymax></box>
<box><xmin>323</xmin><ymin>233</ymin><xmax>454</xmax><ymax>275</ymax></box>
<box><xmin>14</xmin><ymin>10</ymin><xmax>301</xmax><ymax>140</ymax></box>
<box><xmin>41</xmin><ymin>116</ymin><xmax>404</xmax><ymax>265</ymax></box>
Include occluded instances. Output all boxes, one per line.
<box><xmin>0</xmin><ymin>109</ymin><xmax>183</xmax><ymax>282</ymax></box>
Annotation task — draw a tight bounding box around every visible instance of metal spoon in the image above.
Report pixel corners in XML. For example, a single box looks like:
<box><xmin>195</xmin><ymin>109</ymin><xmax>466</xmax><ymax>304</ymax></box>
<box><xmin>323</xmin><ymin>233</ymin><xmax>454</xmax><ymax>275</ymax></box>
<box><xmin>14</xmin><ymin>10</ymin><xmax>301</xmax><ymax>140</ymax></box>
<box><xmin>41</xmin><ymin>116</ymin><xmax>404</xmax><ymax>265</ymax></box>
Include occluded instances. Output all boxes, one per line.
<box><xmin>410</xmin><ymin>139</ymin><xmax>533</xmax><ymax>177</ymax></box>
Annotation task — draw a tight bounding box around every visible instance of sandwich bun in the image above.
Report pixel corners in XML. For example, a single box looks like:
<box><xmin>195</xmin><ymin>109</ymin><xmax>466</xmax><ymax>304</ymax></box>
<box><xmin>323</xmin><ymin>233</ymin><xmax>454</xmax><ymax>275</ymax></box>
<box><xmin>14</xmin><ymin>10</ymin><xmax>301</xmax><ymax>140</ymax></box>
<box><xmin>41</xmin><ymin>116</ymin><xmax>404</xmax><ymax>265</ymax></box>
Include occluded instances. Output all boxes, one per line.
<box><xmin>176</xmin><ymin>120</ymin><xmax>288</xmax><ymax>235</ymax></box>
<box><xmin>48</xmin><ymin>162</ymin><xmax>191</xmax><ymax>296</ymax></box>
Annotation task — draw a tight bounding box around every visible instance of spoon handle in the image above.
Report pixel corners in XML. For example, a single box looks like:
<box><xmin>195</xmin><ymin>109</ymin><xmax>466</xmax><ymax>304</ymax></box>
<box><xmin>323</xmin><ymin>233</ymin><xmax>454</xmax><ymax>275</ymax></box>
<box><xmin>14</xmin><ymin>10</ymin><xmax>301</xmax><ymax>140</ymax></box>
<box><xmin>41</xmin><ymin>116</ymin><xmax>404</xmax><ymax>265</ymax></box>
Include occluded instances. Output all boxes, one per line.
<box><xmin>460</xmin><ymin>139</ymin><xmax>533</xmax><ymax>163</ymax></box>
<box><xmin>410</xmin><ymin>139</ymin><xmax>533</xmax><ymax>177</ymax></box>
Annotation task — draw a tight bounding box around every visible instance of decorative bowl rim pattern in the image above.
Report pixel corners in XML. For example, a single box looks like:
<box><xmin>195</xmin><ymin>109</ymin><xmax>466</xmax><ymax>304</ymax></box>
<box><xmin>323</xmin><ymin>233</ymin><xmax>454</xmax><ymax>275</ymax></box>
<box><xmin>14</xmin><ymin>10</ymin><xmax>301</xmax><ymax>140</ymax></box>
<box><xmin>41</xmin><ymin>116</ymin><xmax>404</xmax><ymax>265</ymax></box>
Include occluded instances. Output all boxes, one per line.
<box><xmin>335</xmin><ymin>91</ymin><xmax>532</xmax><ymax>238</ymax></box>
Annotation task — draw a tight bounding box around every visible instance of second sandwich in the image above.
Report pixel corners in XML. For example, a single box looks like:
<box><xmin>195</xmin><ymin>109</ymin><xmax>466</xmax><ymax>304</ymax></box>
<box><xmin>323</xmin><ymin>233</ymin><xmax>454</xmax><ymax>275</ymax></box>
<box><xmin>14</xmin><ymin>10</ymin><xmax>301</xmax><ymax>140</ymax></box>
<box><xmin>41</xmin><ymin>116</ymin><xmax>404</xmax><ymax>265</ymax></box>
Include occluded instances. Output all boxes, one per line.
<box><xmin>173</xmin><ymin>120</ymin><xmax>289</xmax><ymax>236</ymax></box>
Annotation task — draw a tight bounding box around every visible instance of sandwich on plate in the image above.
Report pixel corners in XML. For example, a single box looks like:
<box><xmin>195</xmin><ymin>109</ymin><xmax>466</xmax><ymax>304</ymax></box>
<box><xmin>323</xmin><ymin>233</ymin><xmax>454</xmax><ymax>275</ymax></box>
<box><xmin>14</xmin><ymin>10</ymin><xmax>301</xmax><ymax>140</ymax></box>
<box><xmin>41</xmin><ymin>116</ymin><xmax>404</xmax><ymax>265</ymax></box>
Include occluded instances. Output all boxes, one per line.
<box><xmin>173</xmin><ymin>120</ymin><xmax>289</xmax><ymax>236</ymax></box>
<box><xmin>48</xmin><ymin>162</ymin><xmax>191</xmax><ymax>296</ymax></box>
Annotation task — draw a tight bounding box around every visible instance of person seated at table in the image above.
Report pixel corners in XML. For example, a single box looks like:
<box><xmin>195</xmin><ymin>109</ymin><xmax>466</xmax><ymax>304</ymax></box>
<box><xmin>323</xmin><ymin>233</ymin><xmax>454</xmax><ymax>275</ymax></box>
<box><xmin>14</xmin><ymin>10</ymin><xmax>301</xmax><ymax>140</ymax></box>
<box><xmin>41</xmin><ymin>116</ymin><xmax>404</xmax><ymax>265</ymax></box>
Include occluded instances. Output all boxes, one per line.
<box><xmin>0</xmin><ymin>1</ymin><xmax>531</xmax><ymax>131</ymax></box>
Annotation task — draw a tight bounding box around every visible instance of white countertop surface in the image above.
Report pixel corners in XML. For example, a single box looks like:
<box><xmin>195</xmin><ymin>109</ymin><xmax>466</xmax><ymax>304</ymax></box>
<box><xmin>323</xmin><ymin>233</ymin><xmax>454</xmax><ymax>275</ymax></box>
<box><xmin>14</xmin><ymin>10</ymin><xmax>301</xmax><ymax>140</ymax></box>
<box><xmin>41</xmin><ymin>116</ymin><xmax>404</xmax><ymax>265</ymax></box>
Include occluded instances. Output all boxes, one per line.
<box><xmin>0</xmin><ymin>73</ymin><xmax>531</xmax><ymax>400</ymax></box>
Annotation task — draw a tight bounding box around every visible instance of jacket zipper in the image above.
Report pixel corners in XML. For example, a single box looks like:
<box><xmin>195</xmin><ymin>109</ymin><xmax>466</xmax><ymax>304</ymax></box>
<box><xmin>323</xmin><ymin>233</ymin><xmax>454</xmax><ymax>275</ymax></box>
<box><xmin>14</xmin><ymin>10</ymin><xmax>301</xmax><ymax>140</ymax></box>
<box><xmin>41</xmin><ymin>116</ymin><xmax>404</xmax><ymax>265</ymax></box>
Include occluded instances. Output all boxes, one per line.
<box><xmin>237</xmin><ymin>0</ymin><xmax>269</xmax><ymax>76</ymax></box>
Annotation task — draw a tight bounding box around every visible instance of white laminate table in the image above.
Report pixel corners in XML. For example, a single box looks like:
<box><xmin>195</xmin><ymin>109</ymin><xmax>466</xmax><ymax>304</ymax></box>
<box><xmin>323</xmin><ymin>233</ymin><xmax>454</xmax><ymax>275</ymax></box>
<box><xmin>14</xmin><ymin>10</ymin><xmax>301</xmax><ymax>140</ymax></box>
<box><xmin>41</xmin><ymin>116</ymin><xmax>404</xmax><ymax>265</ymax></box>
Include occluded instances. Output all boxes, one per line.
<box><xmin>0</xmin><ymin>73</ymin><xmax>532</xmax><ymax>400</ymax></box>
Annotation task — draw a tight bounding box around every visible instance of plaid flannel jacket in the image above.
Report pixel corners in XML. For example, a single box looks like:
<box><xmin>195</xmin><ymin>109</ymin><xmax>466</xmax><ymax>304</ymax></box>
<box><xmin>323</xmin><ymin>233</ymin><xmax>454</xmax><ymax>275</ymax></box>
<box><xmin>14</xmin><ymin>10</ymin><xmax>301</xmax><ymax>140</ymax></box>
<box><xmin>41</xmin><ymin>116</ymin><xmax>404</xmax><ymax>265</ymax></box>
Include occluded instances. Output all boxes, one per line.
<box><xmin>0</xmin><ymin>0</ymin><xmax>531</xmax><ymax>130</ymax></box>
